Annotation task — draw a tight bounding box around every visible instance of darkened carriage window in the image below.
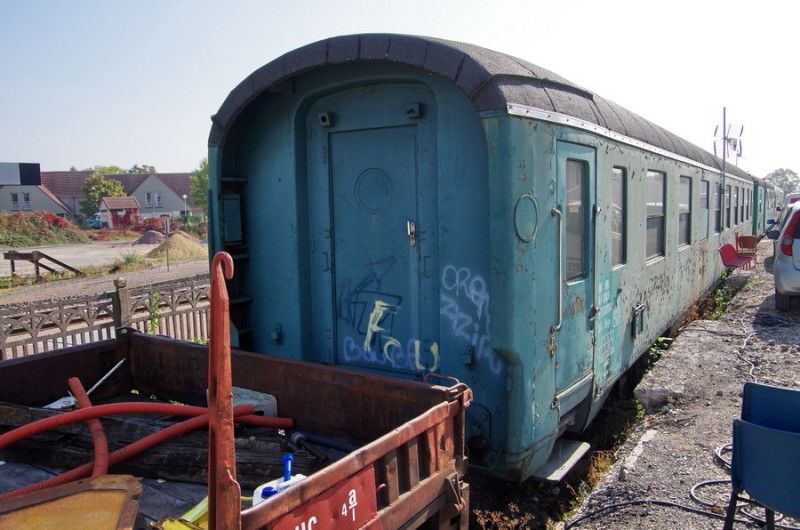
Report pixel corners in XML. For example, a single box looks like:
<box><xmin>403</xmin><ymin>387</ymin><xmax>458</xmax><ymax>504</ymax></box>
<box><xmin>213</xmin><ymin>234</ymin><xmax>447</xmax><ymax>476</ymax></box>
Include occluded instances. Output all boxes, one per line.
<box><xmin>566</xmin><ymin>159</ymin><xmax>586</xmax><ymax>280</ymax></box>
<box><xmin>748</xmin><ymin>189</ymin><xmax>752</xmax><ymax>220</ymax></box>
<box><xmin>612</xmin><ymin>167</ymin><xmax>626</xmax><ymax>265</ymax></box>
<box><xmin>700</xmin><ymin>180</ymin><xmax>710</xmax><ymax>241</ymax></box>
<box><xmin>646</xmin><ymin>170</ymin><xmax>665</xmax><ymax>259</ymax></box>
<box><xmin>733</xmin><ymin>187</ymin><xmax>740</xmax><ymax>225</ymax></box>
<box><xmin>679</xmin><ymin>176</ymin><xmax>692</xmax><ymax>246</ymax></box>
<box><xmin>714</xmin><ymin>184</ymin><xmax>722</xmax><ymax>233</ymax></box>
<box><xmin>742</xmin><ymin>189</ymin><xmax>748</xmax><ymax>221</ymax></box>
<box><xmin>725</xmin><ymin>185</ymin><xmax>732</xmax><ymax>229</ymax></box>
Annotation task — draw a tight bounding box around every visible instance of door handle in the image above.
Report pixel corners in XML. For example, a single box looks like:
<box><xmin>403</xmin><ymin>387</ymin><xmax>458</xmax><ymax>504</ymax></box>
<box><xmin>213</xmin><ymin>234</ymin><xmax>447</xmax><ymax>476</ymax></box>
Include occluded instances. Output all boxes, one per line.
<box><xmin>407</xmin><ymin>220</ymin><xmax>417</xmax><ymax>247</ymax></box>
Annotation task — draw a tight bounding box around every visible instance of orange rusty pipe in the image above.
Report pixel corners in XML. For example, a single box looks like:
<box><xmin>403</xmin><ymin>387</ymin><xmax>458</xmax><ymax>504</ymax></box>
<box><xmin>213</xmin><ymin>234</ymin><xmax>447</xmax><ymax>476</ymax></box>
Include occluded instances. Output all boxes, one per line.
<box><xmin>208</xmin><ymin>251</ymin><xmax>241</xmax><ymax>530</ymax></box>
<box><xmin>68</xmin><ymin>376</ymin><xmax>109</xmax><ymax>477</ymax></box>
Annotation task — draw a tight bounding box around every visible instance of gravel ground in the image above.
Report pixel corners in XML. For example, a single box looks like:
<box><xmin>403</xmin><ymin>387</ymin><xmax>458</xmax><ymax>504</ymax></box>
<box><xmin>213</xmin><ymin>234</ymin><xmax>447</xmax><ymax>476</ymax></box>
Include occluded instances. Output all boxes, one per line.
<box><xmin>565</xmin><ymin>240</ymin><xmax>800</xmax><ymax>530</ymax></box>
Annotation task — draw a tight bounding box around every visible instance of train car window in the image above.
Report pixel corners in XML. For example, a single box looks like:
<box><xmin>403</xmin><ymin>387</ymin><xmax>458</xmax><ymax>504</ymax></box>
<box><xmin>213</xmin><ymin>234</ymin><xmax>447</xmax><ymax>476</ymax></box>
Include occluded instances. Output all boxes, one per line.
<box><xmin>700</xmin><ymin>180</ymin><xmax>710</xmax><ymax>241</ymax></box>
<box><xmin>646</xmin><ymin>170</ymin><xmax>665</xmax><ymax>258</ymax></box>
<box><xmin>734</xmin><ymin>187</ymin><xmax>740</xmax><ymax>225</ymax></box>
<box><xmin>740</xmin><ymin>188</ymin><xmax>750</xmax><ymax>221</ymax></box>
<box><xmin>726</xmin><ymin>185</ymin><xmax>732</xmax><ymax>229</ymax></box>
<box><xmin>714</xmin><ymin>184</ymin><xmax>722</xmax><ymax>233</ymax></box>
<box><xmin>566</xmin><ymin>159</ymin><xmax>587</xmax><ymax>280</ymax></box>
<box><xmin>679</xmin><ymin>176</ymin><xmax>692</xmax><ymax>246</ymax></box>
<box><xmin>612</xmin><ymin>167</ymin><xmax>626</xmax><ymax>265</ymax></box>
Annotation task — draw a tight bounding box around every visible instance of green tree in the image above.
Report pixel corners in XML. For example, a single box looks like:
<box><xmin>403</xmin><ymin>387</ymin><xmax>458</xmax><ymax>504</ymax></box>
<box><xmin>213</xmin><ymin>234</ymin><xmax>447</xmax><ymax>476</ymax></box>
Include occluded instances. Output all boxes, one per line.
<box><xmin>765</xmin><ymin>168</ymin><xmax>800</xmax><ymax>194</ymax></box>
<box><xmin>79</xmin><ymin>164</ymin><xmax>156</xmax><ymax>175</ymax></box>
<box><xmin>79</xmin><ymin>174</ymin><xmax>126</xmax><ymax>220</ymax></box>
<box><xmin>82</xmin><ymin>165</ymin><xmax>125</xmax><ymax>174</ymax></box>
<box><xmin>128</xmin><ymin>164</ymin><xmax>156</xmax><ymax>174</ymax></box>
<box><xmin>190</xmin><ymin>157</ymin><xmax>209</xmax><ymax>214</ymax></box>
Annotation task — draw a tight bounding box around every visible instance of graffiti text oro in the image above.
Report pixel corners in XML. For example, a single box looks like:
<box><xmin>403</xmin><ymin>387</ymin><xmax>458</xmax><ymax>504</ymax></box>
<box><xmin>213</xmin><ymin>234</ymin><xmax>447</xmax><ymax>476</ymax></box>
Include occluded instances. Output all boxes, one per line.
<box><xmin>441</xmin><ymin>265</ymin><xmax>502</xmax><ymax>374</ymax></box>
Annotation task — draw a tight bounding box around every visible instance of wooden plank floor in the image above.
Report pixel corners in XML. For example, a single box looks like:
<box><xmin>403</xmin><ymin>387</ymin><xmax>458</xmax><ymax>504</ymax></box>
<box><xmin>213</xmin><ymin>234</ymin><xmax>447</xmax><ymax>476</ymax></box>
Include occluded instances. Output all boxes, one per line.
<box><xmin>0</xmin><ymin>461</ymin><xmax>210</xmax><ymax>529</ymax></box>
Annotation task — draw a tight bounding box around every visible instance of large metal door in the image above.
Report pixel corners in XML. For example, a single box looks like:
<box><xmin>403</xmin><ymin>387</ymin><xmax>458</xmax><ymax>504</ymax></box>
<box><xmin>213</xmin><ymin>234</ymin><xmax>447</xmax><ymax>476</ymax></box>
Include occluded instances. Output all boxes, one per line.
<box><xmin>554</xmin><ymin>142</ymin><xmax>596</xmax><ymax>400</ymax></box>
<box><xmin>307</xmin><ymin>85</ymin><xmax>439</xmax><ymax>374</ymax></box>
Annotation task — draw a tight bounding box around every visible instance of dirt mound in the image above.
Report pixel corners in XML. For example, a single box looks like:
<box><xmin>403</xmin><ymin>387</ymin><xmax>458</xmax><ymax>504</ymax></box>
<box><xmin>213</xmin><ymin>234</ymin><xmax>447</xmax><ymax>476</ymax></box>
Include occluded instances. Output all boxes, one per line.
<box><xmin>146</xmin><ymin>233</ymin><xmax>208</xmax><ymax>261</ymax></box>
<box><xmin>172</xmin><ymin>230</ymin><xmax>199</xmax><ymax>242</ymax></box>
<box><xmin>134</xmin><ymin>230</ymin><xmax>166</xmax><ymax>245</ymax></box>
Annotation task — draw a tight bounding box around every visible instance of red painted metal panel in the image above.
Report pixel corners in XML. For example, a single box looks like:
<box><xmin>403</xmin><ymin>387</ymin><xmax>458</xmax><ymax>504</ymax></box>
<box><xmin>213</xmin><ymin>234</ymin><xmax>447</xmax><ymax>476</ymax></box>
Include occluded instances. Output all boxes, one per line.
<box><xmin>270</xmin><ymin>467</ymin><xmax>379</xmax><ymax>530</ymax></box>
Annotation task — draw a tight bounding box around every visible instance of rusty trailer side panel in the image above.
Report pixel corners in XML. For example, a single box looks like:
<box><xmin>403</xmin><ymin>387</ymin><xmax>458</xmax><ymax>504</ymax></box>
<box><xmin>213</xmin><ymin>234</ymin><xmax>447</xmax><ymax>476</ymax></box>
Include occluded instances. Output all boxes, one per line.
<box><xmin>242</xmin><ymin>396</ymin><xmax>470</xmax><ymax>529</ymax></box>
<box><xmin>0</xmin><ymin>330</ymin><xmax>472</xmax><ymax>529</ymax></box>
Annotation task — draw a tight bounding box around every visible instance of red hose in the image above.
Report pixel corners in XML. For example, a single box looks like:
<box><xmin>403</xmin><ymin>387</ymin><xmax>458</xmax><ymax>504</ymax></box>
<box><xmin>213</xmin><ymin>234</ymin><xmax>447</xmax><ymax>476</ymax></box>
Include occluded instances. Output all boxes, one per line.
<box><xmin>0</xmin><ymin>405</ymin><xmax>252</xmax><ymax>501</ymax></box>
<box><xmin>68</xmin><ymin>377</ymin><xmax>109</xmax><ymax>477</ymax></box>
<box><xmin>0</xmin><ymin>402</ymin><xmax>293</xmax><ymax>451</ymax></box>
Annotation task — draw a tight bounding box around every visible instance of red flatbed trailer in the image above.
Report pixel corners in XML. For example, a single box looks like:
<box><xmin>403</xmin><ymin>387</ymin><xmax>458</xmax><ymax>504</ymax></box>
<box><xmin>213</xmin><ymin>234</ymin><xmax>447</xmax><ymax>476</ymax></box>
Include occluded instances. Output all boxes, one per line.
<box><xmin>0</xmin><ymin>329</ymin><xmax>471</xmax><ymax>529</ymax></box>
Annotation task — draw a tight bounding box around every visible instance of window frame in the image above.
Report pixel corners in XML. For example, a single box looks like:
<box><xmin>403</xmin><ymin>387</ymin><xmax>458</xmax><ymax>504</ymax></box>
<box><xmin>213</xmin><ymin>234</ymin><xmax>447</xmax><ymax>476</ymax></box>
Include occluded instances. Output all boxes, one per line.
<box><xmin>565</xmin><ymin>159</ymin><xmax>587</xmax><ymax>281</ymax></box>
<box><xmin>679</xmin><ymin>176</ymin><xmax>692</xmax><ymax>247</ymax></box>
<box><xmin>700</xmin><ymin>179</ymin><xmax>710</xmax><ymax>241</ymax></box>
<box><xmin>611</xmin><ymin>166</ymin><xmax>627</xmax><ymax>266</ymax></box>
<box><xmin>725</xmin><ymin>185</ymin><xmax>732</xmax><ymax>229</ymax></box>
<box><xmin>646</xmin><ymin>170</ymin><xmax>666</xmax><ymax>259</ymax></box>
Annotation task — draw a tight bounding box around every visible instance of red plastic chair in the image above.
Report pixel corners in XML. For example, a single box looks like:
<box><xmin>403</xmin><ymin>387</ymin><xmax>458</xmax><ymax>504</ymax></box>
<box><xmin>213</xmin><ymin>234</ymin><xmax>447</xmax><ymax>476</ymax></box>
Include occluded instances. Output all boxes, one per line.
<box><xmin>719</xmin><ymin>244</ymin><xmax>753</xmax><ymax>271</ymax></box>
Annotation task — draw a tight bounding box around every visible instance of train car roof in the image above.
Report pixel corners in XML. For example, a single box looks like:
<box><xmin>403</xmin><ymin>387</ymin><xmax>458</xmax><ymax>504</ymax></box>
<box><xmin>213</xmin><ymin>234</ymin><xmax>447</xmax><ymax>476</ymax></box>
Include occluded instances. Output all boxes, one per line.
<box><xmin>210</xmin><ymin>33</ymin><xmax>754</xmax><ymax>181</ymax></box>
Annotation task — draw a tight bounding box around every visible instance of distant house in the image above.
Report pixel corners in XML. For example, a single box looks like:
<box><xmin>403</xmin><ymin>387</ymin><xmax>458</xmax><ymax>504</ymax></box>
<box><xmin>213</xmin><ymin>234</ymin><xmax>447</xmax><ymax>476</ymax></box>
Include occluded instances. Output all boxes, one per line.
<box><xmin>0</xmin><ymin>185</ymin><xmax>72</xmax><ymax>218</ymax></box>
<box><xmin>98</xmin><ymin>196</ymin><xmax>141</xmax><ymax>228</ymax></box>
<box><xmin>37</xmin><ymin>171</ymin><xmax>195</xmax><ymax>224</ymax></box>
<box><xmin>38</xmin><ymin>171</ymin><xmax>92</xmax><ymax>220</ymax></box>
<box><xmin>0</xmin><ymin>163</ymin><xmax>72</xmax><ymax>219</ymax></box>
<box><xmin>107</xmin><ymin>173</ymin><xmax>194</xmax><ymax>220</ymax></box>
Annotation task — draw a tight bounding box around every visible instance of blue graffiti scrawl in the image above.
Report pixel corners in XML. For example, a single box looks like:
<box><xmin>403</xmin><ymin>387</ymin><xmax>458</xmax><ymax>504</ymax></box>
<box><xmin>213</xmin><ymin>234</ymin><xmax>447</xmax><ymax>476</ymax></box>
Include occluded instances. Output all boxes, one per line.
<box><xmin>338</xmin><ymin>257</ymin><xmax>441</xmax><ymax>372</ymax></box>
<box><xmin>337</xmin><ymin>256</ymin><xmax>401</xmax><ymax>337</ymax></box>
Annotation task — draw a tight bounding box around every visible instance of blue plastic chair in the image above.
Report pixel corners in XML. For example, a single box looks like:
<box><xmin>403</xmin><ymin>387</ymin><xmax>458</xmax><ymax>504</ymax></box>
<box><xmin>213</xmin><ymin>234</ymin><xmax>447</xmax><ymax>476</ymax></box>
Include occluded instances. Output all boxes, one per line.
<box><xmin>723</xmin><ymin>382</ymin><xmax>800</xmax><ymax>529</ymax></box>
<box><xmin>741</xmin><ymin>381</ymin><xmax>800</xmax><ymax>432</ymax></box>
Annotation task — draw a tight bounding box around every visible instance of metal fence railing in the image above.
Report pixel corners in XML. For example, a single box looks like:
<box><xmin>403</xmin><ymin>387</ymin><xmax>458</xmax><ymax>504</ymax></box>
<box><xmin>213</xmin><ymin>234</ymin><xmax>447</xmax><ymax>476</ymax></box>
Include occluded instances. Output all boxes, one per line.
<box><xmin>0</xmin><ymin>274</ymin><xmax>211</xmax><ymax>360</ymax></box>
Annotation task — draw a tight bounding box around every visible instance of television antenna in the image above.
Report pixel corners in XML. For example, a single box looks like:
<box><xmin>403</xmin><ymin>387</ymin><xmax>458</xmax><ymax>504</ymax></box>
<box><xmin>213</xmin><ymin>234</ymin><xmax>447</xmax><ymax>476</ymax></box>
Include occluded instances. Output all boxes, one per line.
<box><xmin>713</xmin><ymin>107</ymin><xmax>744</xmax><ymax>167</ymax></box>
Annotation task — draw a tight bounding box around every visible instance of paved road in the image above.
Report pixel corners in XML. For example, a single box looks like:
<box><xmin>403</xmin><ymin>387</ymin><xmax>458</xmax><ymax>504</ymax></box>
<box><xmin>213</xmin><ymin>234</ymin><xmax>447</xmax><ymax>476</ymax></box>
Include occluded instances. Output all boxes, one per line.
<box><xmin>0</xmin><ymin>242</ymin><xmax>210</xmax><ymax>306</ymax></box>
<box><xmin>0</xmin><ymin>241</ymin><xmax>164</xmax><ymax>278</ymax></box>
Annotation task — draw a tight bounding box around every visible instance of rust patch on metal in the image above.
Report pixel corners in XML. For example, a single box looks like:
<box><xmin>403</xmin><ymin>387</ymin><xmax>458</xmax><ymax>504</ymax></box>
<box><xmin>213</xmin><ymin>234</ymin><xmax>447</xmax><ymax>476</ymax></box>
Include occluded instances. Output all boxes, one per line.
<box><xmin>570</xmin><ymin>295</ymin><xmax>585</xmax><ymax>317</ymax></box>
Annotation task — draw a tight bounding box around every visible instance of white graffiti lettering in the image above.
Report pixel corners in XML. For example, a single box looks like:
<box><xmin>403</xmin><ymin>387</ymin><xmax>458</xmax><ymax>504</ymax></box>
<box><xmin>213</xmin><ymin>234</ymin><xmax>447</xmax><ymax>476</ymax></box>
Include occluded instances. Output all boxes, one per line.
<box><xmin>441</xmin><ymin>265</ymin><xmax>503</xmax><ymax>374</ymax></box>
<box><xmin>441</xmin><ymin>265</ymin><xmax>490</xmax><ymax>318</ymax></box>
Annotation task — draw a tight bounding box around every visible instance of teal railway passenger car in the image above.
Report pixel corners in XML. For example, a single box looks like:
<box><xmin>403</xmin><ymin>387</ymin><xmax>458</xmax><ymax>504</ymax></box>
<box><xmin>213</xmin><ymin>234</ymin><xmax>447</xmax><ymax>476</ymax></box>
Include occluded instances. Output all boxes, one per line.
<box><xmin>753</xmin><ymin>180</ymin><xmax>782</xmax><ymax>235</ymax></box>
<box><xmin>207</xmin><ymin>34</ymin><xmax>763</xmax><ymax>482</ymax></box>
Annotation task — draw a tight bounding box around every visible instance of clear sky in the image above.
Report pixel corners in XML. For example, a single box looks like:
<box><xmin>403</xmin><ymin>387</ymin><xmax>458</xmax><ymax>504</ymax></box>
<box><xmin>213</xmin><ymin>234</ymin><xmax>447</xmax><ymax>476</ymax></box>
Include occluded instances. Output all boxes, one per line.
<box><xmin>0</xmin><ymin>0</ymin><xmax>795</xmax><ymax>178</ymax></box>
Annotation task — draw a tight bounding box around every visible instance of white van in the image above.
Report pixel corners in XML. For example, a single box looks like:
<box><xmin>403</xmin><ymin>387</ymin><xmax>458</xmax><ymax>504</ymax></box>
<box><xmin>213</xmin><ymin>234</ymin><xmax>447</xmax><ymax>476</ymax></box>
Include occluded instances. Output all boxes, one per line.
<box><xmin>784</xmin><ymin>193</ymin><xmax>800</xmax><ymax>209</ymax></box>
